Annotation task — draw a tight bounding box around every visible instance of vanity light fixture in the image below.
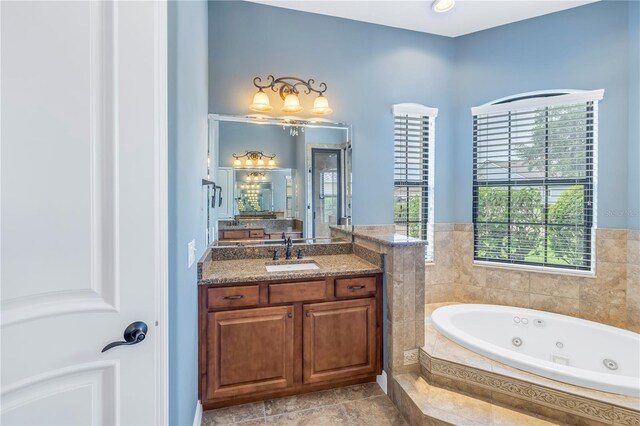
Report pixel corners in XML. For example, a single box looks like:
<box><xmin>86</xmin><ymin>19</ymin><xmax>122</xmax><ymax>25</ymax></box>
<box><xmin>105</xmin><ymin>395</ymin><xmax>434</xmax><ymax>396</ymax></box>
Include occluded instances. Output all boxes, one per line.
<box><xmin>432</xmin><ymin>0</ymin><xmax>455</xmax><ymax>13</ymax></box>
<box><xmin>249</xmin><ymin>75</ymin><xmax>333</xmax><ymax>115</ymax></box>
<box><xmin>245</xmin><ymin>172</ymin><xmax>267</xmax><ymax>182</ymax></box>
<box><xmin>232</xmin><ymin>151</ymin><xmax>276</xmax><ymax>168</ymax></box>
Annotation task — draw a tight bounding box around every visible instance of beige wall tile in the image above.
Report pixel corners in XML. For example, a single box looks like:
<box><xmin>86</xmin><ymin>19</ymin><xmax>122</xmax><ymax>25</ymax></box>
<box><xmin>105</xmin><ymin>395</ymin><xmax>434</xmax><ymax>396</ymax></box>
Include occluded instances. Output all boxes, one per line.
<box><xmin>628</xmin><ymin>239</ymin><xmax>640</xmax><ymax>266</ymax></box>
<box><xmin>403</xmin><ymin>320</ymin><xmax>416</xmax><ymax>350</ymax></box>
<box><xmin>584</xmin><ymin>262</ymin><xmax>627</xmax><ymax>305</ymax></box>
<box><xmin>529</xmin><ymin>273</ymin><xmax>581</xmax><ymax>298</ymax></box>
<box><xmin>426</xmin><ymin>284</ymin><xmax>455</xmax><ymax>304</ymax></box>
<box><xmin>456</xmin><ymin>285</ymin><xmax>487</xmax><ymax>303</ymax></box>
<box><xmin>486</xmin><ymin>269</ymin><xmax>531</xmax><ymax>292</ymax></box>
<box><xmin>596</xmin><ymin>237</ymin><xmax>627</xmax><ymax>263</ymax></box>
<box><xmin>597</xmin><ymin>229</ymin><xmax>628</xmax><ymax>240</ymax></box>
<box><xmin>486</xmin><ymin>288</ymin><xmax>531</xmax><ymax>308</ymax></box>
<box><xmin>579</xmin><ymin>300</ymin><xmax>627</xmax><ymax>328</ymax></box>
<box><xmin>530</xmin><ymin>294</ymin><xmax>580</xmax><ymax>316</ymax></box>
<box><xmin>628</xmin><ymin>230</ymin><xmax>640</xmax><ymax>241</ymax></box>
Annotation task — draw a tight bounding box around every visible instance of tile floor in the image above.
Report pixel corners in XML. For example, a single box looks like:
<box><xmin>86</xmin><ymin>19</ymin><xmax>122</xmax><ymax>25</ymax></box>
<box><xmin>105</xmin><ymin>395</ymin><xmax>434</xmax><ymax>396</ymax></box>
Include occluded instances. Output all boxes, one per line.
<box><xmin>202</xmin><ymin>382</ymin><xmax>407</xmax><ymax>426</ymax></box>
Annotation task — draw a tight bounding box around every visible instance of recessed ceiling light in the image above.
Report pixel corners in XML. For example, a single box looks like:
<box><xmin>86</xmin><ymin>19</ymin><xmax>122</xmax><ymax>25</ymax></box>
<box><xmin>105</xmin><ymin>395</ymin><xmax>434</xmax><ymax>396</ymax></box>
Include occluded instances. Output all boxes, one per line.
<box><xmin>432</xmin><ymin>0</ymin><xmax>455</xmax><ymax>13</ymax></box>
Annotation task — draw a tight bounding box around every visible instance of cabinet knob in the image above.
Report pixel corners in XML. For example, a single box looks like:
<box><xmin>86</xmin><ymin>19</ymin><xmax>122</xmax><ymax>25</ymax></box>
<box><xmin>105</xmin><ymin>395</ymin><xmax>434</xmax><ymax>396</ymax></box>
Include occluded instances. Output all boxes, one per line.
<box><xmin>287</xmin><ymin>312</ymin><xmax>292</xmax><ymax>318</ymax></box>
<box><xmin>305</xmin><ymin>312</ymin><xmax>310</xmax><ymax>317</ymax></box>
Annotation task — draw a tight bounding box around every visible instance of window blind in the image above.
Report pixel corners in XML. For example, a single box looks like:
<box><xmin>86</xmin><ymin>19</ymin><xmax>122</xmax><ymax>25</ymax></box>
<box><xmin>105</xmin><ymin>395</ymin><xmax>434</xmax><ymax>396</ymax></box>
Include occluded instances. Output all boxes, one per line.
<box><xmin>472</xmin><ymin>90</ymin><xmax>603</xmax><ymax>271</ymax></box>
<box><xmin>393</xmin><ymin>104</ymin><xmax>437</xmax><ymax>260</ymax></box>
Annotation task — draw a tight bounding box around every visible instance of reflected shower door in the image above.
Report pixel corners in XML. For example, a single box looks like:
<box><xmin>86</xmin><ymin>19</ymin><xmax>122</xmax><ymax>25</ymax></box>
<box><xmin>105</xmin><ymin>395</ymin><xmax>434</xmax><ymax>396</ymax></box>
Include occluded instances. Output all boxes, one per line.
<box><xmin>311</xmin><ymin>149</ymin><xmax>342</xmax><ymax>238</ymax></box>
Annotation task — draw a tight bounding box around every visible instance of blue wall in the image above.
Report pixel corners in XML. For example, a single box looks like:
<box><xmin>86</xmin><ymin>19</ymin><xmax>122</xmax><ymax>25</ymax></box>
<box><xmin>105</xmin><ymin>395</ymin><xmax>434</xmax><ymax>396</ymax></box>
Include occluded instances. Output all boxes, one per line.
<box><xmin>168</xmin><ymin>1</ymin><xmax>208</xmax><ymax>425</ymax></box>
<box><xmin>453</xmin><ymin>1</ymin><xmax>634</xmax><ymax>229</ymax></box>
<box><xmin>208</xmin><ymin>1</ymin><xmax>457</xmax><ymax>225</ymax></box>
<box><xmin>629</xmin><ymin>1</ymin><xmax>640</xmax><ymax>230</ymax></box>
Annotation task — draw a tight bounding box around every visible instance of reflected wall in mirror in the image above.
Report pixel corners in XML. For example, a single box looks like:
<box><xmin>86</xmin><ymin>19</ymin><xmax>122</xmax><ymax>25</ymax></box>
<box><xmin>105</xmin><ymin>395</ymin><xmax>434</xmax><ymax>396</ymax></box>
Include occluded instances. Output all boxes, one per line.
<box><xmin>205</xmin><ymin>115</ymin><xmax>352</xmax><ymax>245</ymax></box>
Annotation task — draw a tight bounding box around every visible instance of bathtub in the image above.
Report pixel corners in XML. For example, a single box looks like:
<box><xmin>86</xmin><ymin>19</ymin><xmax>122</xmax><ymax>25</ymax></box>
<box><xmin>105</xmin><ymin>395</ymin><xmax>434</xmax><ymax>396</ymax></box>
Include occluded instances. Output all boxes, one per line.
<box><xmin>431</xmin><ymin>304</ymin><xmax>640</xmax><ymax>397</ymax></box>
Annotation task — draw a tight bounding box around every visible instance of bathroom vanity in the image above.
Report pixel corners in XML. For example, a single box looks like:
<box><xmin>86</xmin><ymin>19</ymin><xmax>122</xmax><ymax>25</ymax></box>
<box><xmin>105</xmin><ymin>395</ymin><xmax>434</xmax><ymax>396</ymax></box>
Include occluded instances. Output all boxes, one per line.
<box><xmin>197</xmin><ymin>244</ymin><xmax>383</xmax><ymax>409</ymax></box>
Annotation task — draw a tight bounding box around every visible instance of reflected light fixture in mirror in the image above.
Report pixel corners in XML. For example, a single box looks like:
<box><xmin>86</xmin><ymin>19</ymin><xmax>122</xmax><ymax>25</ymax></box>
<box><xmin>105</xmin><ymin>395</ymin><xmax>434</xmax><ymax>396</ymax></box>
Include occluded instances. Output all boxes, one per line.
<box><xmin>232</xmin><ymin>151</ymin><xmax>276</xmax><ymax>168</ymax></box>
<box><xmin>249</xmin><ymin>75</ymin><xmax>332</xmax><ymax>116</ymax></box>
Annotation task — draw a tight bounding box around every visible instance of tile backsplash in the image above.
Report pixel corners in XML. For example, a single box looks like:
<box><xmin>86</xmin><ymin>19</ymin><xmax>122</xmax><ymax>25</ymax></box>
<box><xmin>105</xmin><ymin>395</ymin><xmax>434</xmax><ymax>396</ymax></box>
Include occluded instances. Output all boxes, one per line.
<box><xmin>425</xmin><ymin>224</ymin><xmax>640</xmax><ymax>332</ymax></box>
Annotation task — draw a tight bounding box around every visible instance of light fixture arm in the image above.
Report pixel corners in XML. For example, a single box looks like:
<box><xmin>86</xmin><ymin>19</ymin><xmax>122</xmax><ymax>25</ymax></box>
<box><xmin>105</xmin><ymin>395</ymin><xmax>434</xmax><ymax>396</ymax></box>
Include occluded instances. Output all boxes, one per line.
<box><xmin>253</xmin><ymin>75</ymin><xmax>328</xmax><ymax>100</ymax></box>
<box><xmin>232</xmin><ymin>150</ymin><xmax>276</xmax><ymax>162</ymax></box>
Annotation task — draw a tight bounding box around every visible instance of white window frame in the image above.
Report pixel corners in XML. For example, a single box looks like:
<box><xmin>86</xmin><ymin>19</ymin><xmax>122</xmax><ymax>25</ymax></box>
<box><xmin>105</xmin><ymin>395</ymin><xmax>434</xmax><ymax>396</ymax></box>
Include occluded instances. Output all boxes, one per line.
<box><xmin>471</xmin><ymin>89</ymin><xmax>604</xmax><ymax>274</ymax></box>
<box><xmin>393</xmin><ymin>103</ymin><xmax>438</xmax><ymax>261</ymax></box>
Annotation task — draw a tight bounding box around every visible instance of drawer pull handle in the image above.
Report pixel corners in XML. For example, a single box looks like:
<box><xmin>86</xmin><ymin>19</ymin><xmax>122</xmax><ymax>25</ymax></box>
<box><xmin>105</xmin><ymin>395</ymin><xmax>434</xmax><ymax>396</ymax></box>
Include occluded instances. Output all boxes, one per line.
<box><xmin>222</xmin><ymin>295</ymin><xmax>244</xmax><ymax>300</ymax></box>
<box><xmin>347</xmin><ymin>285</ymin><xmax>366</xmax><ymax>291</ymax></box>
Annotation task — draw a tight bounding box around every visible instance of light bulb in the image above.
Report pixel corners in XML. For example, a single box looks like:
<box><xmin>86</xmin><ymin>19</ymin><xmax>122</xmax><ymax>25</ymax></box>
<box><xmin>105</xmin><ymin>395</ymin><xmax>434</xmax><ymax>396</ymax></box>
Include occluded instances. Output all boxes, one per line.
<box><xmin>257</xmin><ymin>158</ymin><xmax>265</xmax><ymax>166</ymax></box>
<box><xmin>311</xmin><ymin>95</ymin><xmax>333</xmax><ymax>115</ymax></box>
<box><xmin>249</xmin><ymin>90</ymin><xmax>273</xmax><ymax>112</ymax></box>
<box><xmin>245</xmin><ymin>159</ymin><xmax>253</xmax><ymax>166</ymax></box>
<box><xmin>268</xmin><ymin>159</ymin><xmax>275</xmax><ymax>167</ymax></box>
<box><xmin>432</xmin><ymin>0</ymin><xmax>455</xmax><ymax>13</ymax></box>
<box><xmin>281</xmin><ymin>93</ymin><xmax>303</xmax><ymax>113</ymax></box>
<box><xmin>233</xmin><ymin>158</ymin><xmax>241</xmax><ymax>166</ymax></box>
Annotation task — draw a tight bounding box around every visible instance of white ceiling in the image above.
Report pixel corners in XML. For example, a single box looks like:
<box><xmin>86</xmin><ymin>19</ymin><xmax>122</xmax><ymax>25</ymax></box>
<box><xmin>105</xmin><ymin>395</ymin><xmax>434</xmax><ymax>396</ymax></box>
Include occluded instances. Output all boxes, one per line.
<box><xmin>245</xmin><ymin>0</ymin><xmax>599</xmax><ymax>37</ymax></box>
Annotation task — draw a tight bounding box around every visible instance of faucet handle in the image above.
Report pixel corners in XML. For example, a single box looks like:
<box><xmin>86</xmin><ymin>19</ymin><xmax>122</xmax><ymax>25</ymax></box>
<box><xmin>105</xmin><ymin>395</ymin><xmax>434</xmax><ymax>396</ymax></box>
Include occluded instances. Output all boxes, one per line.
<box><xmin>297</xmin><ymin>249</ymin><xmax>304</xmax><ymax>259</ymax></box>
<box><xmin>272</xmin><ymin>249</ymin><xmax>279</xmax><ymax>261</ymax></box>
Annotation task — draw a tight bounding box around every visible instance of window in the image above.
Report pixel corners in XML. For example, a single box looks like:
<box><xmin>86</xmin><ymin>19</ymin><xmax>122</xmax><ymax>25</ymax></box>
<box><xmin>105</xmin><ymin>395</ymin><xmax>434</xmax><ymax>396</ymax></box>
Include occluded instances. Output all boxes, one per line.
<box><xmin>472</xmin><ymin>90</ymin><xmax>604</xmax><ymax>271</ymax></box>
<box><xmin>393</xmin><ymin>103</ymin><xmax>437</xmax><ymax>260</ymax></box>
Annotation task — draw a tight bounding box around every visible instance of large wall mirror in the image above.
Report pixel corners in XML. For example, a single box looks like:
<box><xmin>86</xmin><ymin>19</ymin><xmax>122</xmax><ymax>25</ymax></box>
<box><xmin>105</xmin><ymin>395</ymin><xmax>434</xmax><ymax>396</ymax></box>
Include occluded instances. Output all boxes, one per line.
<box><xmin>204</xmin><ymin>115</ymin><xmax>352</xmax><ymax>245</ymax></box>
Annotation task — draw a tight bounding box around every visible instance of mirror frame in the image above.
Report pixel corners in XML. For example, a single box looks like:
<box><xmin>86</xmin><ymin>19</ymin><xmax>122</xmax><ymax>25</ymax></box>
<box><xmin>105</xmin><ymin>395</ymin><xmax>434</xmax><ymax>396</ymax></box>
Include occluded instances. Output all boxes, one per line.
<box><xmin>206</xmin><ymin>114</ymin><xmax>353</xmax><ymax>246</ymax></box>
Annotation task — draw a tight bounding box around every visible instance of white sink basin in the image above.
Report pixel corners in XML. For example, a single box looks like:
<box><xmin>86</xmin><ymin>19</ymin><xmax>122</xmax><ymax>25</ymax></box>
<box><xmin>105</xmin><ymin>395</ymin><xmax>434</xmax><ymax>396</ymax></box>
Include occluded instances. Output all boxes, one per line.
<box><xmin>265</xmin><ymin>262</ymin><xmax>320</xmax><ymax>272</ymax></box>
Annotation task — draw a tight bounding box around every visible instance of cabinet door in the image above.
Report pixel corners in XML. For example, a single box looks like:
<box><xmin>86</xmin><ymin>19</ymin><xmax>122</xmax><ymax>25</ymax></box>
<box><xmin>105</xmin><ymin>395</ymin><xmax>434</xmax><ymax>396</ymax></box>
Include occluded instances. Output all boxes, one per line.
<box><xmin>303</xmin><ymin>298</ymin><xmax>377</xmax><ymax>384</ymax></box>
<box><xmin>206</xmin><ymin>306</ymin><xmax>294</xmax><ymax>400</ymax></box>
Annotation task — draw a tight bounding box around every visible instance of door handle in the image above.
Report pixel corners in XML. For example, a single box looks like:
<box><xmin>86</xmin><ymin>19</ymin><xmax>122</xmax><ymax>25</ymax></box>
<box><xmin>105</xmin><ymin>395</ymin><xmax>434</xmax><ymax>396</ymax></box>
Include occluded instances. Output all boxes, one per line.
<box><xmin>101</xmin><ymin>321</ymin><xmax>148</xmax><ymax>353</ymax></box>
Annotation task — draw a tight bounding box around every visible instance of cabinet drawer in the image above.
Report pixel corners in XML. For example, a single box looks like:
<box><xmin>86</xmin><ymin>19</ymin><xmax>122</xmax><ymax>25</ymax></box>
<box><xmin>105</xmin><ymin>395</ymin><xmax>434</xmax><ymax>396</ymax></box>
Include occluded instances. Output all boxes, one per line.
<box><xmin>269</xmin><ymin>281</ymin><xmax>326</xmax><ymax>304</ymax></box>
<box><xmin>222</xmin><ymin>230</ymin><xmax>248</xmax><ymax>240</ymax></box>
<box><xmin>335</xmin><ymin>277</ymin><xmax>377</xmax><ymax>298</ymax></box>
<box><xmin>208</xmin><ymin>285</ymin><xmax>259</xmax><ymax>309</ymax></box>
<box><xmin>249</xmin><ymin>229</ymin><xmax>264</xmax><ymax>238</ymax></box>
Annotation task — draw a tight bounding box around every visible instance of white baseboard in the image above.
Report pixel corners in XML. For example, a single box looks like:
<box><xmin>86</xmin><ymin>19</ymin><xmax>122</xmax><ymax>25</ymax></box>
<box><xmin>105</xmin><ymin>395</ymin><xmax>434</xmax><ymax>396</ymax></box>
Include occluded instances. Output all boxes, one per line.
<box><xmin>376</xmin><ymin>370</ymin><xmax>388</xmax><ymax>394</ymax></box>
<box><xmin>193</xmin><ymin>400</ymin><xmax>203</xmax><ymax>426</ymax></box>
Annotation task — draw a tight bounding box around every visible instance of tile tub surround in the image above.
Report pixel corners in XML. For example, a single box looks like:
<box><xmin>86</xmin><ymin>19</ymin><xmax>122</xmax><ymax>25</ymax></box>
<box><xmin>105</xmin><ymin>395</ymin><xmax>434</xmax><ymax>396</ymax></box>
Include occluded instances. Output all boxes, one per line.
<box><xmin>453</xmin><ymin>225</ymin><xmax>638</xmax><ymax>331</ymax></box>
<box><xmin>425</xmin><ymin>224</ymin><xmax>456</xmax><ymax>305</ymax></box>
<box><xmin>416</xmin><ymin>303</ymin><xmax>640</xmax><ymax>426</ymax></box>
<box><xmin>329</xmin><ymin>225</ymin><xmax>428</xmax><ymax>376</ymax></box>
<box><xmin>201</xmin><ymin>382</ymin><xmax>407</xmax><ymax>426</ymax></box>
<box><xmin>391</xmin><ymin>373</ymin><xmax>560</xmax><ymax>426</ymax></box>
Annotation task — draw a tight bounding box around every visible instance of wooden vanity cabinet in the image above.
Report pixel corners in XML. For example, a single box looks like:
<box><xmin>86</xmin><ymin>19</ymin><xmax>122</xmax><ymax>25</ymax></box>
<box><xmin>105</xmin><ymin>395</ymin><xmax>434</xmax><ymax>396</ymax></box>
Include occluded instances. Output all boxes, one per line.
<box><xmin>206</xmin><ymin>306</ymin><xmax>294</xmax><ymax>399</ymax></box>
<box><xmin>303</xmin><ymin>298</ymin><xmax>377</xmax><ymax>384</ymax></box>
<box><xmin>198</xmin><ymin>273</ymin><xmax>382</xmax><ymax>409</ymax></box>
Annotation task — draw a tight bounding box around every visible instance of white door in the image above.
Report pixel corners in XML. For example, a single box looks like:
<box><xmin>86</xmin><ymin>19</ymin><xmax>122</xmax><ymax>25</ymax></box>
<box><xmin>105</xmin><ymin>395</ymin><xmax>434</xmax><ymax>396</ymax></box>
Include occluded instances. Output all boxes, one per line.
<box><xmin>1</xmin><ymin>2</ymin><xmax>167</xmax><ymax>425</ymax></box>
<box><xmin>218</xmin><ymin>167</ymin><xmax>235</xmax><ymax>219</ymax></box>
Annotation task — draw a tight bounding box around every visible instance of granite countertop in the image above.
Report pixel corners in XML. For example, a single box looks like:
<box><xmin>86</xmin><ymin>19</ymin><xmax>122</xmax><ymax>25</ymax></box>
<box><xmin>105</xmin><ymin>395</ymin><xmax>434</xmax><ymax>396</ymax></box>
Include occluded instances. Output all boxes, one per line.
<box><xmin>199</xmin><ymin>253</ymin><xmax>382</xmax><ymax>285</ymax></box>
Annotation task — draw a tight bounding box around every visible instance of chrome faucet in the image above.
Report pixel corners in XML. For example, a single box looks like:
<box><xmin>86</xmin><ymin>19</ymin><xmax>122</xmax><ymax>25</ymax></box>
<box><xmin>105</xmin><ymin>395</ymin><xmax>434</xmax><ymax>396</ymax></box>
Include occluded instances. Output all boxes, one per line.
<box><xmin>285</xmin><ymin>237</ymin><xmax>293</xmax><ymax>260</ymax></box>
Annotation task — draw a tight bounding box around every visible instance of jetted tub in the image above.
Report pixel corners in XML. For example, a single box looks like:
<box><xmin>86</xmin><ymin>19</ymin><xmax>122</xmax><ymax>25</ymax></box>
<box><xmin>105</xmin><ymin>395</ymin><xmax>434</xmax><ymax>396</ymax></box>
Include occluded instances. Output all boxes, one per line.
<box><xmin>431</xmin><ymin>304</ymin><xmax>640</xmax><ymax>397</ymax></box>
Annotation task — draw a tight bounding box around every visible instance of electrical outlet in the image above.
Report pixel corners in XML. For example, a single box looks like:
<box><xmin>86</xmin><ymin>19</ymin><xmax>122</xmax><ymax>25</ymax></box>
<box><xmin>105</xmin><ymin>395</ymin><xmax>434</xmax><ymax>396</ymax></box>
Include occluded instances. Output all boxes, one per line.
<box><xmin>188</xmin><ymin>239</ymin><xmax>196</xmax><ymax>268</ymax></box>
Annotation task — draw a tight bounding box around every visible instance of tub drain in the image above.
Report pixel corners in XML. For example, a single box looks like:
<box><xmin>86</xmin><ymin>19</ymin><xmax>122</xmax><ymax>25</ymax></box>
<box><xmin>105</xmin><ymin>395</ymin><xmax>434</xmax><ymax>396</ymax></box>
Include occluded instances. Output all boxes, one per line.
<box><xmin>512</xmin><ymin>337</ymin><xmax>523</xmax><ymax>347</ymax></box>
<box><xmin>603</xmin><ymin>359</ymin><xmax>618</xmax><ymax>370</ymax></box>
